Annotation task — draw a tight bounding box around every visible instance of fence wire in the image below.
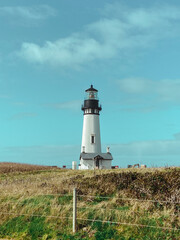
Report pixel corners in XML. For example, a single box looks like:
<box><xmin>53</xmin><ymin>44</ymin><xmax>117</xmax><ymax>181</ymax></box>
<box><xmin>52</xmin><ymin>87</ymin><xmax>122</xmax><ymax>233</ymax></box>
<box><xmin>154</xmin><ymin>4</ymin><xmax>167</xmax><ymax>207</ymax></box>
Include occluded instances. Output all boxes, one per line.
<box><xmin>0</xmin><ymin>192</ymin><xmax>179</xmax><ymax>233</ymax></box>
<box><xmin>77</xmin><ymin>218</ymin><xmax>180</xmax><ymax>231</ymax></box>
<box><xmin>76</xmin><ymin>206</ymin><xmax>179</xmax><ymax>216</ymax></box>
<box><xmin>1</xmin><ymin>193</ymin><xmax>179</xmax><ymax>204</ymax></box>
<box><xmin>78</xmin><ymin>194</ymin><xmax>180</xmax><ymax>204</ymax></box>
<box><xmin>1</xmin><ymin>212</ymin><xmax>72</xmax><ymax>220</ymax></box>
<box><xmin>0</xmin><ymin>212</ymin><xmax>179</xmax><ymax>232</ymax></box>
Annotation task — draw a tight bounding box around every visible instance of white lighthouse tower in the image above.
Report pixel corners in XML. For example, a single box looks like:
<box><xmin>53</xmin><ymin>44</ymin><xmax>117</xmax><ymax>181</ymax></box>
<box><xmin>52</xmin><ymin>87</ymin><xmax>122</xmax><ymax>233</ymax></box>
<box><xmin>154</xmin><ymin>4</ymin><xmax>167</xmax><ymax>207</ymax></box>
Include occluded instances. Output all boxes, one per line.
<box><xmin>79</xmin><ymin>85</ymin><xmax>113</xmax><ymax>170</ymax></box>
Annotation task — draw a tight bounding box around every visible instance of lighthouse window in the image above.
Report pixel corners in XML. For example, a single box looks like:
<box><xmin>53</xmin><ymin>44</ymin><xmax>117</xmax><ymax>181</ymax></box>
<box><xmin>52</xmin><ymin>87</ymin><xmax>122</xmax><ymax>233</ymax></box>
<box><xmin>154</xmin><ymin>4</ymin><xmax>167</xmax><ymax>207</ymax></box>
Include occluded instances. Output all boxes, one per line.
<box><xmin>89</xmin><ymin>92</ymin><xmax>95</xmax><ymax>99</ymax></box>
<box><xmin>91</xmin><ymin>135</ymin><xmax>95</xmax><ymax>144</ymax></box>
<box><xmin>86</xmin><ymin>92</ymin><xmax>98</xmax><ymax>100</ymax></box>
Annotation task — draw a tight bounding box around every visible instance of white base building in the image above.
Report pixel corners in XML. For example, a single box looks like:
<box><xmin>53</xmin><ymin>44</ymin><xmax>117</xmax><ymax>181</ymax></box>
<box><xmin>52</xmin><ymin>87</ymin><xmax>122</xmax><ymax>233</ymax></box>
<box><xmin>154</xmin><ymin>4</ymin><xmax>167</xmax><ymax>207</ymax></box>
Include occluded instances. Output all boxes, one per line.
<box><xmin>79</xmin><ymin>153</ymin><xmax>113</xmax><ymax>170</ymax></box>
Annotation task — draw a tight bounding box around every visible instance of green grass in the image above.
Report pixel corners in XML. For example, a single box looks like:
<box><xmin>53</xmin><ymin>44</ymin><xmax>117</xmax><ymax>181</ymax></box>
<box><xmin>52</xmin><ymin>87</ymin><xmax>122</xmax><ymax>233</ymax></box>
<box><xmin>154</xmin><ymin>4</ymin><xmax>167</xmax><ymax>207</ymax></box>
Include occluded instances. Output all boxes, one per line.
<box><xmin>57</xmin><ymin>195</ymin><xmax>73</xmax><ymax>205</ymax></box>
<box><xmin>0</xmin><ymin>167</ymin><xmax>179</xmax><ymax>239</ymax></box>
<box><xmin>0</xmin><ymin>216</ymin><xmax>50</xmax><ymax>239</ymax></box>
<box><xmin>116</xmin><ymin>206</ymin><xmax>130</xmax><ymax>211</ymax></box>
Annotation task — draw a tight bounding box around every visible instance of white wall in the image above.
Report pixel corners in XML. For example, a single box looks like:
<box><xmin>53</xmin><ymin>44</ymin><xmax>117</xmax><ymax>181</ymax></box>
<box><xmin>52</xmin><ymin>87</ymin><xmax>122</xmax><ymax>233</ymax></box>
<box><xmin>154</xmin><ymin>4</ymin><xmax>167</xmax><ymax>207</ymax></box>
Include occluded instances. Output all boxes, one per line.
<box><xmin>79</xmin><ymin>158</ymin><xmax>112</xmax><ymax>170</ymax></box>
<box><xmin>81</xmin><ymin>114</ymin><xmax>101</xmax><ymax>153</ymax></box>
<box><xmin>101</xmin><ymin>160</ymin><xmax>112</xmax><ymax>169</ymax></box>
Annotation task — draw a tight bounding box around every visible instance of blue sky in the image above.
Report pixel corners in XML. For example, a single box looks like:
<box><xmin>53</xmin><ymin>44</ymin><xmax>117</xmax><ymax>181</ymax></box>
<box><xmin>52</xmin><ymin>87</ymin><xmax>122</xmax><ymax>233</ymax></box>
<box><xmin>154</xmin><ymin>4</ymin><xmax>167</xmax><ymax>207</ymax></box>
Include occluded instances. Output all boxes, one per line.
<box><xmin>0</xmin><ymin>0</ymin><xmax>180</xmax><ymax>167</ymax></box>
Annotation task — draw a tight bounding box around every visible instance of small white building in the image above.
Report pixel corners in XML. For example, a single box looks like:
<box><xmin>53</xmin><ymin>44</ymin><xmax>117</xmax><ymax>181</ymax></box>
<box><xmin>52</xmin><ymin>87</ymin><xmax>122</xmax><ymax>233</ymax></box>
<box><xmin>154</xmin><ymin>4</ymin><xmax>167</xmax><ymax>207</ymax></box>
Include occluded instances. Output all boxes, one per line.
<box><xmin>79</xmin><ymin>85</ymin><xmax>113</xmax><ymax>170</ymax></box>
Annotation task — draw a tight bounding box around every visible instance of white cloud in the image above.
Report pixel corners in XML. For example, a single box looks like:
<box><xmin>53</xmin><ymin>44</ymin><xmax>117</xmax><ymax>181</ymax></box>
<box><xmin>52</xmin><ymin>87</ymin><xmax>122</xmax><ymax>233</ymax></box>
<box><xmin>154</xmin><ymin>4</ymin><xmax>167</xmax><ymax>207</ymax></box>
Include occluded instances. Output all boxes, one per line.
<box><xmin>0</xmin><ymin>5</ymin><xmax>56</xmax><ymax>20</ymax></box>
<box><xmin>18</xmin><ymin>4</ymin><xmax>180</xmax><ymax>67</ymax></box>
<box><xmin>19</xmin><ymin>39</ymin><xmax>105</xmax><ymax>67</ymax></box>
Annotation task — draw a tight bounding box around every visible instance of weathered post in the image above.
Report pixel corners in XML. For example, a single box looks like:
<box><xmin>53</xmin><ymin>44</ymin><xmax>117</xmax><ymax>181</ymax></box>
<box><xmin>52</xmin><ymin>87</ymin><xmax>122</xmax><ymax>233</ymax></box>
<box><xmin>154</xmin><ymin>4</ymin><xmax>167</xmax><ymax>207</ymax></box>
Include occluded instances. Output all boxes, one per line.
<box><xmin>73</xmin><ymin>188</ymin><xmax>77</xmax><ymax>233</ymax></box>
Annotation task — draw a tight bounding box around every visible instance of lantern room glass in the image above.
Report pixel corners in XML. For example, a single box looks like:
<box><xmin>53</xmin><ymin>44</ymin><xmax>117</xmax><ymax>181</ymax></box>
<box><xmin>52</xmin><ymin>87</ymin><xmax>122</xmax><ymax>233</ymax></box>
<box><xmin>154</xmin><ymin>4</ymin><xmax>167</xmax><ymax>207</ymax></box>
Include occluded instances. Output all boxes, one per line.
<box><xmin>85</xmin><ymin>91</ymin><xmax>98</xmax><ymax>100</ymax></box>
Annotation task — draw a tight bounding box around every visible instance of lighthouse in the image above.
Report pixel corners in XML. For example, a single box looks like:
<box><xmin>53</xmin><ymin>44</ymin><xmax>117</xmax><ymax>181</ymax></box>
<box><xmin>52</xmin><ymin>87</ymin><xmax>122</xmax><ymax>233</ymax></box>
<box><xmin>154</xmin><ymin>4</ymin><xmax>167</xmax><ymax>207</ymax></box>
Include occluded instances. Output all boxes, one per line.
<box><xmin>79</xmin><ymin>85</ymin><xmax>113</xmax><ymax>170</ymax></box>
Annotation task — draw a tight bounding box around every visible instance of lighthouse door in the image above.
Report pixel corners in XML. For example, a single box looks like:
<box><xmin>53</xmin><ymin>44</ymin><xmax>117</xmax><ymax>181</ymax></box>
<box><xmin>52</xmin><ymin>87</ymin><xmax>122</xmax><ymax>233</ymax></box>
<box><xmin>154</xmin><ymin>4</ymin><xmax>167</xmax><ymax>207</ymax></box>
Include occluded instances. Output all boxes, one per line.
<box><xmin>96</xmin><ymin>159</ymin><xmax>99</xmax><ymax>168</ymax></box>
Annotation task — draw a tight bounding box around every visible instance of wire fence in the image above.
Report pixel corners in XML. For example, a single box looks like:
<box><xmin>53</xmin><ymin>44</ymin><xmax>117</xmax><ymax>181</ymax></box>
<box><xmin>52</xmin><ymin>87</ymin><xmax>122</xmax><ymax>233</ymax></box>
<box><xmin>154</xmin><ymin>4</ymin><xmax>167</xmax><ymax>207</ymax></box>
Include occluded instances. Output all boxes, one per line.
<box><xmin>78</xmin><ymin>194</ymin><xmax>180</xmax><ymax>204</ymax></box>
<box><xmin>0</xmin><ymin>190</ymin><xmax>180</xmax><ymax>233</ymax></box>
<box><xmin>1</xmin><ymin>192</ymin><xmax>178</xmax><ymax>204</ymax></box>
<box><xmin>76</xmin><ymin>206</ymin><xmax>178</xmax><ymax>216</ymax></box>
<box><xmin>76</xmin><ymin>218</ymin><xmax>179</xmax><ymax>231</ymax></box>
<box><xmin>1</xmin><ymin>212</ymin><xmax>72</xmax><ymax>219</ymax></box>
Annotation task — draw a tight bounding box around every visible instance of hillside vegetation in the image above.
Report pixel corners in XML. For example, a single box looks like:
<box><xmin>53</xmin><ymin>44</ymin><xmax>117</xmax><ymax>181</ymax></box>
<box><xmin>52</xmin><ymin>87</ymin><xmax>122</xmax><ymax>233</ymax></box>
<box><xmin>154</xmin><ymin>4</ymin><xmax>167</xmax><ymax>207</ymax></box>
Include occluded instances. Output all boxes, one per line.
<box><xmin>0</xmin><ymin>163</ymin><xmax>179</xmax><ymax>239</ymax></box>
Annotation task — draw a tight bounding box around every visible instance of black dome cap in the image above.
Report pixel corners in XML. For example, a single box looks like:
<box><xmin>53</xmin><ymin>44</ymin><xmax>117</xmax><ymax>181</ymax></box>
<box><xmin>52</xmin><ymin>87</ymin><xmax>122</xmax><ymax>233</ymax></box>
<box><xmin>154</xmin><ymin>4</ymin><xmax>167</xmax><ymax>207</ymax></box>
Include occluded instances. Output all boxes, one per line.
<box><xmin>85</xmin><ymin>84</ymin><xmax>98</xmax><ymax>92</ymax></box>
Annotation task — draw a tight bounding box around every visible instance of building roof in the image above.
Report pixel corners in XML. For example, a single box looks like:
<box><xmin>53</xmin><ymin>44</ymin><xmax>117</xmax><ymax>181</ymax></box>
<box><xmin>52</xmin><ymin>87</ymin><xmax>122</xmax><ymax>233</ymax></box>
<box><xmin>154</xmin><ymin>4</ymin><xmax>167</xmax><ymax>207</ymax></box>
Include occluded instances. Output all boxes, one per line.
<box><xmin>80</xmin><ymin>152</ymin><xmax>113</xmax><ymax>160</ymax></box>
<box><xmin>85</xmin><ymin>85</ymin><xmax>98</xmax><ymax>92</ymax></box>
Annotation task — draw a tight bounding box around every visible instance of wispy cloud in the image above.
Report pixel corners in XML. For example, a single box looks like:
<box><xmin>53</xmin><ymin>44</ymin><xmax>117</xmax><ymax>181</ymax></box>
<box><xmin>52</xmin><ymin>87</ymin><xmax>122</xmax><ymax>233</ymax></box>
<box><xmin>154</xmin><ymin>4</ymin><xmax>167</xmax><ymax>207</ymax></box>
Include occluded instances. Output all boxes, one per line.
<box><xmin>112</xmin><ymin>139</ymin><xmax>180</xmax><ymax>157</ymax></box>
<box><xmin>0</xmin><ymin>145</ymin><xmax>80</xmax><ymax>167</ymax></box>
<box><xmin>110</xmin><ymin>138</ymin><xmax>180</xmax><ymax>167</ymax></box>
<box><xmin>45</xmin><ymin>100</ymin><xmax>81</xmax><ymax>111</ymax></box>
<box><xmin>174</xmin><ymin>132</ymin><xmax>180</xmax><ymax>140</ymax></box>
<box><xmin>10</xmin><ymin>112</ymin><xmax>37</xmax><ymax>120</ymax></box>
<box><xmin>0</xmin><ymin>5</ymin><xmax>56</xmax><ymax>20</ymax></box>
<box><xmin>0</xmin><ymin>139</ymin><xmax>179</xmax><ymax>167</ymax></box>
<box><xmin>12</xmin><ymin>102</ymin><xmax>25</xmax><ymax>106</ymax></box>
<box><xmin>0</xmin><ymin>94</ymin><xmax>10</xmax><ymax>99</ymax></box>
<box><xmin>18</xmin><ymin>4</ymin><xmax>180</xmax><ymax>67</ymax></box>
<box><xmin>116</xmin><ymin>78</ymin><xmax>180</xmax><ymax>109</ymax></box>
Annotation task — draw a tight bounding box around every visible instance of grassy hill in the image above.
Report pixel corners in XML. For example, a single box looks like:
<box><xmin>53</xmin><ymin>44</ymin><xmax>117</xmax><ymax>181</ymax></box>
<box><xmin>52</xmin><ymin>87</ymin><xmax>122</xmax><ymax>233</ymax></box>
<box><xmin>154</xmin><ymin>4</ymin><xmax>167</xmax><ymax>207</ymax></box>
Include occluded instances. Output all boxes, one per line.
<box><xmin>0</xmin><ymin>163</ymin><xmax>179</xmax><ymax>239</ymax></box>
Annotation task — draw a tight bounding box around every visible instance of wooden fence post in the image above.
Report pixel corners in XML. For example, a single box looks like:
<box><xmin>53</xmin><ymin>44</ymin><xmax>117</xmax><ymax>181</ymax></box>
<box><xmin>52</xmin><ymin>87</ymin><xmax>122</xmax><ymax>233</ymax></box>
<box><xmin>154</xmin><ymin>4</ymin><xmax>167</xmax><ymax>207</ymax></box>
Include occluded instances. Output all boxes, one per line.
<box><xmin>73</xmin><ymin>188</ymin><xmax>77</xmax><ymax>233</ymax></box>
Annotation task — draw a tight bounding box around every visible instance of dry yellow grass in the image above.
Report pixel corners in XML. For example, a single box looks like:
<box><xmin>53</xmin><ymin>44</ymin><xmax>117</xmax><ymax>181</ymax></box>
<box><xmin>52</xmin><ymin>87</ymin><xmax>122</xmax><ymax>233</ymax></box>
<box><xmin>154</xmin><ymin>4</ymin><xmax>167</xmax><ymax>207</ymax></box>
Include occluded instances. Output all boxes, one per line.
<box><xmin>0</xmin><ymin>163</ymin><xmax>179</xmax><ymax>239</ymax></box>
<box><xmin>0</xmin><ymin>162</ymin><xmax>58</xmax><ymax>173</ymax></box>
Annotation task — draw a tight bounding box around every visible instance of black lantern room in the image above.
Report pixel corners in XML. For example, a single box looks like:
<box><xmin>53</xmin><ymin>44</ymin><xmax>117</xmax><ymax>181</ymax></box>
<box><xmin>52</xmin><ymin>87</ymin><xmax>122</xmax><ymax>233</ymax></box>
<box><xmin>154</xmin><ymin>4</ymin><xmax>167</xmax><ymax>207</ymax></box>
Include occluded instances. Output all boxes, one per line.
<box><xmin>81</xmin><ymin>85</ymin><xmax>102</xmax><ymax>115</ymax></box>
